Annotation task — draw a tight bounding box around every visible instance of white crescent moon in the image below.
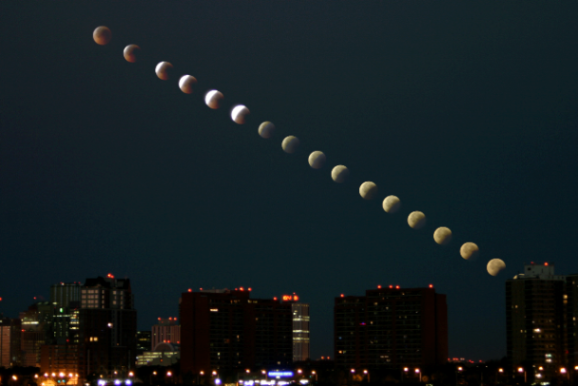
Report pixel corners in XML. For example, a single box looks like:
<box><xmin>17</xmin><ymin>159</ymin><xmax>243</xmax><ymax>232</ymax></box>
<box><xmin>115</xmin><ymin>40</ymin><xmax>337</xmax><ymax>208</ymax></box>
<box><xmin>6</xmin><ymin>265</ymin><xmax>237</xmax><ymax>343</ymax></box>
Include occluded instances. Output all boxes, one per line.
<box><xmin>231</xmin><ymin>105</ymin><xmax>249</xmax><ymax>124</ymax></box>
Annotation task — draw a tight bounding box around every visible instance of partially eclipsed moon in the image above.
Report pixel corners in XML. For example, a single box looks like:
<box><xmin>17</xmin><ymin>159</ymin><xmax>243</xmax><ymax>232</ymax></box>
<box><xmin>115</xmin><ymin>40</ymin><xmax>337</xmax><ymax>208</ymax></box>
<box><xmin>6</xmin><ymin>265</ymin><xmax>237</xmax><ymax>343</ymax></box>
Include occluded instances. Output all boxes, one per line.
<box><xmin>205</xmin><ymin>90</ymin><xmax>224</xmax><ymax>109</ymax></box>
<box><xmin>331</xmin><ymin>165</ymin><xmax>349</xmax><ymax>183</ymax></box>
<box><xmin>308</xmin><ymin>151</ymin><xmax>326</xmax><ymax>169</ymax></box>
<box><xmin>433</xmin><ymin>227</ymin><xmax>452</xmax><ymax>245</ymax></box>
<box><xmin>179</xmin><ymin>75</ymin><xmax>197</xmax><ymax>94</ymax></box>
<box><xmin>460</xmin><ymin>242</ymin><xmax>479</xmax><ymax>261</ymax></box>
<box><xmin>407</xmin><ymin>211</ymin><xmax>426</xmax><ymax>229</ymax></box>
<box><xmin>258</xmin><ymin>122</ymin><xmax>275</xmax><ymax>138</ymax></box>
<box><xmin>359</xmin><ymin>181</ymin><xmax>378</xmax><ymax>200</ymax></box>
<box><xmin>93</xmin><ymin>26</ymin><xmax>111</xmax><ymax>45</ymax></box>
<box><xmin>231</xmin><ymin>105</ymin><xmax>250</xmax><ymax>124</ymax></box>
<box><xmin>487</xmin><ymin>258</ymin><xmax>506</xmax><ymax>276</ymax></box>
<box><xmin>282</xmin><ymin>136</ymin><xmax>300</xmax><ymax>154</ymax></box>
<box><xmin>155</xmin><ymin>61</ymin><xmax>173</xmax><ymax>80</ymax></box>
<box><xmin>123</xmin><ymin>44</ymin><xmax>140</xmax><ymax>63</ymax></box>
<box><xmin>382</xmin><ymin>196</ymin><xmax>401</xmax><ymax>214</ymax></box>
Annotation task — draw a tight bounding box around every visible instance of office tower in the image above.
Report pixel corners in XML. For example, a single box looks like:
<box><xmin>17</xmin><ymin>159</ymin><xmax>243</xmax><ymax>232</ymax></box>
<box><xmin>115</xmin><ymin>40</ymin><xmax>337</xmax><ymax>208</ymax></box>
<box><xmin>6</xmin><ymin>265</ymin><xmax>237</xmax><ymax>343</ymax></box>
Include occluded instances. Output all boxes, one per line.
<box><xmin>20</xmin><ymin>303</ymin><xmax>46</xmax><ymax>367</ymax></box>
<box><xmin>152</xmin><ymin>317</ymin><xmax>181</xmax><ymax>348</ymax></box>
<box><xmin>180</xmin><ymin>288</ymin><xmax>293</xmax><ymax>375</ymax></box>
<box><xmin>334</xmin><ymin>285</ymin><xmax>448</xmax><ymax>370</ymax></box>
<box><xmin>506</xmin><ymin>262</ymin><xmax>578</xmax><ymax>380</ymax></box>
<box><xmin>77</xmin><ymin>274</ymin><xmax>137</xmax><ymax>380</ymax></box>
<box><xmin>0</xmin><ymin>317</ymin><xmax>22</xmax><ymax>367</ymax></box>
<box><xmin>506</xmin><ymin>263</ymin><xmax>565</xmax><ymax>375</ymax></box>
<box><xmin>136</xmin><ymin>331</ymin><xmax>152</xmax><ymax>355</ymax></box>
<box><xmin>50</xmin><ymin>282</ymin><xmax>81</xmax><ymax>345</ymax></box>
<box><xmin>136</xmin><ymin>342</ymin><xmax>180</xmax><ymax>367</ymax></box>
<box><xmin>291</xmin><ymin>302</ymin><xmax>310</xmax><ymax>362</ymax></box>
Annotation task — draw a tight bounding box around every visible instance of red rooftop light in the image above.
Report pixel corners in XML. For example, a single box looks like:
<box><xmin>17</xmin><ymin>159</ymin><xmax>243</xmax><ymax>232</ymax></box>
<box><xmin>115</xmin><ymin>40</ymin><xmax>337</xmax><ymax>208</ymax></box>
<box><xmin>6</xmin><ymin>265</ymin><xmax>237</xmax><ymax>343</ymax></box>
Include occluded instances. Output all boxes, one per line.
<box><xmin>377</xmin><ymin>285</ymin><xmax>381</xmax><ymax>289</ymax></box>
<box><xmin>340</xmin><ymin>294</ymin><xmax>344</xmax><ymax>298</ymax></box>
<box><xmin>429</xmin><ymin>284</ymin><xmax>433</xmax><ymax>288</ymax></box>
<box><xmin>188</xmin><ymin>289</ymin><xmax>192</xmax><ymax>292</ymax></box>
<box><xmin>544</xmin><ymin>262</ymin><xmax>549</xmax><ymax>266</ymax></box>
<box><xmin>389</xmin><ymin>285</ymin><xmax>393</xmax><ymax>289</ymax></box>
<box><xmin>395</xmin><ymin>285</ymin><xmax>400</xmax><ymax>289</ymax></box>
<box><xmin>273</xmin><ymin>297</ymin><xmax>277</xmax><ymax>301</ymax></box>
<box><xmin>248</xmin><ymin>288</ymin><xmax>252</xmax><ymax>291</ymax></box>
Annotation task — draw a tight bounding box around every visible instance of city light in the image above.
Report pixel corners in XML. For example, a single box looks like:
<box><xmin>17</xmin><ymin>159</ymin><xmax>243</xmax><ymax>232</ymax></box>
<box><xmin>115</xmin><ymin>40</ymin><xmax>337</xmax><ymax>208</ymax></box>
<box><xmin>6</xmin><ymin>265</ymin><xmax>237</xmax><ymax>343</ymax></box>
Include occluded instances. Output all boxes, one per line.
<box><xmin>212</xmin><ymin>371</ymin><xmax>217</xmax><ymax>376</ymax></box>
<box><xmin>415</xmin><ymin>369</ymin><xmax>420</xmax><ymax>373</ymax></box>
<box><xmin>560</xmin><ymin>368</ymin><xmax>567</xmax><ymax>374</ymax></box>
<box><xmin>518</xmin><ymin>367</ymin><xmax>524</xmax><ymax>373</ymax></box>
<box><xmin>246</xmin><ymin>369</ymin><xmax>250</xmax><ymax>374</ymax></box>
<box><xmin>200</xmin><ymin>371</ymin><xmax>204</xmax><ymax>375</ymax></box>
<box><xmin>498</xmin><ymin>368</ymin><xmax>503</xmax><ymax>373</ymax></box>
<box><xmin>404</xmin><ymin>368</ymin><xmax>409</xmax><ymax>372</ymax></box>
<box><xmin>215</xmin><ymin>379</ymin><xmax>221</xmax><ymax>385</ymax></box>
<box><xmin>363</xmin><ymin>370</ymin><xmax>368</xmax><ymax>374</ymax></box>
<box><xmin>128</xmin><ymin>372</ymin><xmax>134</xmax><ymax>377</ymax></box>
<box><xmin>167</xmin><ymin>371</ymin><xmax>172</xmax><ymax>377</ymax></box>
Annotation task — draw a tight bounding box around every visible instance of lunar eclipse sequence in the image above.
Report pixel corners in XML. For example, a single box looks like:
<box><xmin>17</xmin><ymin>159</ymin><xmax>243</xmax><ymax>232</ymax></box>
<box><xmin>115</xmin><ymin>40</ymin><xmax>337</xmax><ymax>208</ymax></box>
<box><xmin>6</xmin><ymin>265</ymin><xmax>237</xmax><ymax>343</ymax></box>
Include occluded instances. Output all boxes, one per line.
<box><xmin>93</xmin><ymin>25</ymin><xmax>507</xmax><ymax>278</ymax></box>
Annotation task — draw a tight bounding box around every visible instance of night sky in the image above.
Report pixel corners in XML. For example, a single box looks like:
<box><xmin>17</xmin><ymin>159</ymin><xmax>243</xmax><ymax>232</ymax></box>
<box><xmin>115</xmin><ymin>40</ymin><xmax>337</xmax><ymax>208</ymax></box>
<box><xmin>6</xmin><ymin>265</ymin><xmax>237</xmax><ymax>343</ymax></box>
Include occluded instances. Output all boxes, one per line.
<box><xmin>1</xmin><ymin>2</ymin><xmax>577</xmax><ymax>362</ymax></box>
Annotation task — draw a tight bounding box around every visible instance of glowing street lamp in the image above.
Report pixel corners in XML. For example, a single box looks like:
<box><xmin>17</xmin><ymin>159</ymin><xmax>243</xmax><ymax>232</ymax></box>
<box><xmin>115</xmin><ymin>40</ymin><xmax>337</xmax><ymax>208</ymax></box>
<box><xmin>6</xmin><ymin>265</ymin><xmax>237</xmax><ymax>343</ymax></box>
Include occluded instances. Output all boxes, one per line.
<box><xmin>415</xmin><ymin>369</ymin><xmax>422</xmax><ymax>383</ymax></box>
<box><xmin>560</xmin><ymin>368</ymin><xmax>567</xmax><ymax>374</ymax></box>
<box><xmin>128</xmin><ymin>372</ymin><xmax>134</xmax><ymax>378</ymax></box>
<box><xmin>246</xmin><ymin>370</ymin><xmax>251</xmax><ymax>374</ymax></box>
<box><xmin>212</xmin><ymin>371</ymin><xmax>217</xmax><ymax>376</ymax></box>
<box><xmin>518</xmin><ymin>367</ymin><xmax>526</xmax><ymax>383</ymax></box>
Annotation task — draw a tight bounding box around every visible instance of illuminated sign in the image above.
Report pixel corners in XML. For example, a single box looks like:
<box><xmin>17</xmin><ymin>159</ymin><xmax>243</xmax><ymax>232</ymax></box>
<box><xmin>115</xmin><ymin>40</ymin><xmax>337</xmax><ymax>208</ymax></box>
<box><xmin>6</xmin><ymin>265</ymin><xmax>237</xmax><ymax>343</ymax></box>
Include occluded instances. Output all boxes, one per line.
<box><xmin>281</xmin><ymin>295</ymin><xmax>299</xmax><ymax>302</ymax></box>
<box><xmin>268</xmin><ymin>372</ymin><xmax>293</xmax><ymax>378</ymax></box>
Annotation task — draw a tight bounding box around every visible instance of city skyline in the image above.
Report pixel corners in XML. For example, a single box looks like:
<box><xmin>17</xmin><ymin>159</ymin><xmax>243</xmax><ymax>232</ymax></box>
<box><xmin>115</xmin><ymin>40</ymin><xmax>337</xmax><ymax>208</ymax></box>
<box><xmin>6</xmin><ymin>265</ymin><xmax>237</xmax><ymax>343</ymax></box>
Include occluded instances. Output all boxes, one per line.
<box><xmin>1</xmin><ymin>2</ymin><xmax>578</xmax><ymax>362</ymax></box>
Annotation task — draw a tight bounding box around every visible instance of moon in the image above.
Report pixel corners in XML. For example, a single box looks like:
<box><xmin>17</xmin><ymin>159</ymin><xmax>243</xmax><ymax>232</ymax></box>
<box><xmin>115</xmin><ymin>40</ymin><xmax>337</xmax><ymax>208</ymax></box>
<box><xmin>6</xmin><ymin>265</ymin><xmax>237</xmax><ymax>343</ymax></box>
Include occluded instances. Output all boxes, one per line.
<box><xmin>93</xmin><ymin>26</ymin><xmax>111</xmax><ymax>45</ymax></box>
<box><xmin>331</xmin><ymin>165</ymin><xmax>349</xmax><ymax>183</ymax></box>
<box><xmin>359</xmin><ymin>181</ymin><xmax>378</xmax><ymax>200</ymax></box>
<box><xmin>178</xmin><ymin>75</ymin><xmax>197</xmax><ymax>94</ymax></box>
<box><xmin>433</xmin><ymin>227</ymin><xmax>452</xmax><ymax>245</ymax></box>
<box><xmin>155</xmin><ymin>61</ymin><xmax>173</xmax><ymax>80</ymax></box>
<box><xmin>308</xmin><ymin>151</ymin><xmax>326</xmax><ymax>169</ymax></box>
<box><xmin>407</xmin><ymin>211</ymin><xmax>426</xmax><ymax>229</ymax></box>
<box><xmin>231</xmin><ymin>105</ymin><xmax>250</xmax><ymax>124</ymax></box>
<box><xmin>487</xmin><ymin>258</ymin><xmax>506</xmax><ymax>276</ymax></box>
<box><xmin>258</xmin><ymin>122</ymin><xmax>275</xmax><ymax>138</ymax></box>
<box><xmin>123</xmin><ymin>44</ymin><xmax>140</xmax><ymax>63</ymax></box>
<box><xmin>460</xmin><ymin>242</ymin><xmax>479</xmax><ymax>260</ymax></box>
<box><xmin>282</xmin><ymin>136</ymin><xmax>300</xmax><ymax>154</ymax></box>
<box><xmin>204</xmin><ymin>90</ymin><xmax>224</xmax><ymax>109</ymax></box>
<box><xmin>382</xmin><ymin>195</ymin><xmax>401</xmax><ymax>213</ymax></box>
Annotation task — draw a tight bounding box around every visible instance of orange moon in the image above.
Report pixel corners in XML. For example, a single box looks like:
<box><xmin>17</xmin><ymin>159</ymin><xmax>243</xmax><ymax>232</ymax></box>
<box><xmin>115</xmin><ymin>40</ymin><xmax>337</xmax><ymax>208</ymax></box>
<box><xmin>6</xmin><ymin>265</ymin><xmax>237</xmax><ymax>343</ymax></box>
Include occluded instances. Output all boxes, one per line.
<box><xmin>123</xmin><ymin>44</ymin><xmax>140</xmax><ymax>63</ymax></box>
<box><xmin>155</xmin><ymin>61</ymin><xmax>173</xmax><ymax>80</ymax></box>
<box><xmin>93</xmin><ymin>26</ymin><xmax>111</xmax><ymax>45</ymax></box>
<box><xmin>178</xmin><ymin>75</ymin><xmax>197</xmax><ymax>94</ymax></box>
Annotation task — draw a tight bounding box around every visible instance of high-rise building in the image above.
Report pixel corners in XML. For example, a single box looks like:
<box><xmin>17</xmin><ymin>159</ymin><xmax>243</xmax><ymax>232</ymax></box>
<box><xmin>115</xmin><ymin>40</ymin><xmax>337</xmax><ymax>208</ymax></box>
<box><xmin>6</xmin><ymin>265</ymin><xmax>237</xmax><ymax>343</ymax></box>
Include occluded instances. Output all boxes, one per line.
<box><xmin>180</xmin><ymin>288</ymin><xmax>293</xmax><ymax>375</ymax></box>
<box><xmin>76</xmin><ymin>274</ymin><xmax>137</xmax><ymax>380</ymax></box>
<box><xmin>152</xmin><ymin>317</ymin><xmax>181</xmax><ymax>348</ymax></box>
<box><xmin>334</xmin><ymin>286</ymin><xmax>447</xmax><ymax>370</ymax></box>
<box><xmin>136</xmin><ymin>331</ymin><xmax>152</xmax><ymax>355</ymax></box>
<box><xmin>50</xmin><ymin>282</ymin><xmax>81</xmax><ymax>345</ymax></box>
<box><xmin>291</xmin><ymin>302</ymin><xmax>310</xmax><ymax>362</ymax></box>
<box><xmin>20</xmin><ymin>303</ymin><xmax>47</xmax><ymax>367</ymax></box>
<box><xmin>506</xmin><ymin>263</ymin><xmax>578</xmax><ymax>379</ymax></box>
<box><xmin>0</xmin><ymin>317</ymin><xmax>22</xmax><ymax>367</ymax></box>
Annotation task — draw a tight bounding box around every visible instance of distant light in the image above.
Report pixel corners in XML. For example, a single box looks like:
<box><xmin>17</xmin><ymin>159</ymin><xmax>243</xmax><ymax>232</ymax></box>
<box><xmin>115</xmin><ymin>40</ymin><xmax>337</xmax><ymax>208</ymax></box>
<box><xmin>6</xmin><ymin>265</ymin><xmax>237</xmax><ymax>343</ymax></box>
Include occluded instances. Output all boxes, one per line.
<box><xmin>246</xmin><ymin>369</ymin><xmax>250</xmax><ymax>374</ymax></box>
<box><xmin>215</xmin><ymin>379</ymin><xmax>221</xmax><ymax>385</ymax></box>
<box><xmin>59</xmin><ymin>373</ymin><xmax>65</xmax><ymax>378</ymax></box>
<box><xmin>544</xmin><ymin>262</ymin><xmax>549</xmax><ymax>266</ymax></box>
<box><xmin>98</xmin><ymin>381</ymin><xmax>106</xmax><ymax>386</ymax></box>
<box><xmin>200</xmin><ymin>288</ymin><xmax>203</xmax><ymax>291</ymax></box>
<box><xmin>350</xmin><ymin>369</ymin><xmax>355</xmax><ymax>373</ymax></box>
<box><xmin>114</xmin><ymin>380</ymin><xmax>122</xmax><ymax>386</ymax></box>
<box><xmin>212</xmin><ymin>371</ymin><xmax>217</xmax><ymax>376</ymax></box>
<box><xmin>428</xmin><ymin>284</ymin><xmax>433</xmax><ymax>288</ymax></box>
<box><xmin>126</xmin><ymin>381</ymin><xmax>132</xmax><ymax>385</ymax></box>
<box><xmin>240</xmin><ymin>287</ymin><xmax>245</xmax><ymax>291</ymax></box>
<box><xmin>297</xmin><ymin>369</ymin><xmax>302</xmax><ymax>374</ymax></box>
<box><xmin>294</xmin><ymin>295</ymin><xmax>299</xmax><ymax>301</ymax></box>
<box><xmin>363</xmin><ymin>370</ymin><xmax>368</xmax><ymax>374</ymax></box>
<box><xmin>377</xmin><ymin>285</ymin><xmax>381</xmax><ymax>289</ymax></box>
<box><xmin>248</xmin><ymin>288</ymin><xmax>252</xmax><ymax>291</ymax></box>
<box><xmin>340</xmin><ymin>294</ymin><xmax>344</xmax><ymax>298</ymax></box>
<box><xmin>268</xmin><ymin>372</ymin><xmax>293</xmax><ymax>378</ymax></box>
<box><xmin>415</xmin><ymin>369</ymin><xmax>420</xmax><ymax>373</ymax></box>
<box><xmin>518</xmin><ymin>368</ymin><xmax>524</xmax><ymax>373</ymax></box>
<box><xmin>273</xmin><ymin>297</ymin><xmax>277</xmax><ymax>301</ymax></box>
<box><xmin>389</xmin><ymin>285</ymin><xmax>393</xmax><ymax>289</ymax></box>
<box><xmin>188</xmin><ymin>289</ymin><xmax>192</xmax><ymax>292</ymax></box>
<box><xmin>200</xmin><ymin>371</ymin><xmax>204</xmax><ymax>376</ymax></box>
<box><xmin>498</xmin><ymin>368</ymin><xmax>503</xmax><ymax>373</ymax></box>
<box><xmin>395</xmin><ymin>285</ymin><xmax>400</xmax><ymax>289</ymax></box>
<box><xmin>560</xmin><ymin>368</ymin><xmax>567</xmax><ymax>374</ymax></box>
<box><xmin>167</xmin><ymin>371</ymin><xmax>172</xmax><ymax>377</ymax></box>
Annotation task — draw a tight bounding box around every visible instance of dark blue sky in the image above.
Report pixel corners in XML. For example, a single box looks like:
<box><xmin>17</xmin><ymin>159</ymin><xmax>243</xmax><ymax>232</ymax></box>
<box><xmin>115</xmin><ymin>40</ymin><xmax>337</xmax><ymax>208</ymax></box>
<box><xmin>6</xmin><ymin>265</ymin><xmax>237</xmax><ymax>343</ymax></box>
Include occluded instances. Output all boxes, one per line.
<box><xmin>1</xmin><ymin>2</ymin><xmax>577</xmax><ymax>361</ymax></box>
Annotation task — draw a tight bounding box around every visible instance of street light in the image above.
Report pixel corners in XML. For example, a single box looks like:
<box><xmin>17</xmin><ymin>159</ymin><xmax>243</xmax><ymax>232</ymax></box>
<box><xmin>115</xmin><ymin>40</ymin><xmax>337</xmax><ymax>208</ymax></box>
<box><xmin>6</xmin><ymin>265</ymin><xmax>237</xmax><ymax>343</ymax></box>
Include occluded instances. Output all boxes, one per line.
<box><xmin>518</xmin><ymin>367</ymin><xmax>526</xmax><ymax>383</ymax></box>
<box><xmin>363</xmin><ymin>370</ymin><xmax>370</xmax><ymax>383</ymax></box>
<box><xmin>415</xmin><ymin>369</ymin><xmax>421</xmax><ymax>383</ymax></box>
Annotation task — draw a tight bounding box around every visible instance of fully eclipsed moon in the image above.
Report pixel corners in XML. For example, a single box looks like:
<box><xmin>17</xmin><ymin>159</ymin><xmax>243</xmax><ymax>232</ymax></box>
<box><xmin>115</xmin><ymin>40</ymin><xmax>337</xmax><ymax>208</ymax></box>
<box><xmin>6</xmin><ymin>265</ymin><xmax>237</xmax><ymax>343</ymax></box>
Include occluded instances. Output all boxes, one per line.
<box><xmin>460</xmin><ymin>242</ymin><xmax>479</xmax><ymax>260</ymax></box>
<box><xmin>359</xmin><ymin>182</ymin><xmax>378</xmax><ymax>200</ymax></box>
<box><xmin>487</xmin><ymin>258</ymin><xmax>506</xmax><ymax>276</ymax></box>
<box><xmin>155</xmin><ymin>61</ymin><xmax>173</xmax><ymax>80</ymax></box>
<box><xmin>433</xmin><ymin>227</ymin><xmax>452</xmax><ymax>245</ymax></box>
<box><xmin>231</xmin><ymin>105</ymin><xmax>250</xmax><ymax>124</ymax></box>
<box><xmin>93</xmin><ymin>26</ymin><xmax>111</xmax><ymax>45</ymax></box>
<box><xmin>258</xmin><ymin>122</ymin><xmax>275</xmax><ymax>138</ymax></box>
<box><xmin>178</xmin><ymin>75</ymin><xmax>197</xmax><ymax>94</ymax></box>
<box><xmin>331</xmin><ymin>165</ymin><xmax>349</xmax><ymax>183</ymax></box>
<box><xmin>282</xmin><ymin>136</ymin><xmax>300</xmax><ymax>154</ymax></box>
<box><xmin>205</xmin><ymin>90</ymin><xmax>224</xmax><ymax>109</ymax></box>
<box><xmin>407</xmin><ymin>211</ymin><xmax>426</xmax><ymax>229</ymax></box>
<box><xmin>382</xmin><ymin>196</ymin><xmax>401</xmax><ymax>214</ymax></box>
<box><xmin>308</xmin><ymin>151</ymin><xmax>326</xmax><ymax>169</ymax></box>
<box><xmin>123</xmin><ymin>44</ymin><xmax>140</xmax><ymax>63</ymax></box>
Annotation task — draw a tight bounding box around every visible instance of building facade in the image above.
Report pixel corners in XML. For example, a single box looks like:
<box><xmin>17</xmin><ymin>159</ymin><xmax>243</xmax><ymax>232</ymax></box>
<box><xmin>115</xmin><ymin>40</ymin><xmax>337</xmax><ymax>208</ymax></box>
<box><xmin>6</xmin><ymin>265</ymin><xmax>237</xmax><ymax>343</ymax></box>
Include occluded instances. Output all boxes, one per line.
<box><xmin>334</xmin><ymin>286</ymin><xmax>448</xmax><ymax>370</ymax></box>
<box><xmin>152</xmin><ymin>317</ymin><xmax>180</xmax><ymax>348</ymax></box>
<box><xmin>77</xmin><ymin>274</ymin><xmax>137</xmax><ymax>380</ymax></box>
<box><xmin>506</xmin><ymin>263</ymin><xmax>578</xmax><ymax>379</ymax></box>
<box><xmin>180</xmin><ymin>288</ymin><xmax>293</xmax><ymax>376</ymax></box>
<box><xmin>0</xmin><ymin>317</ymin><xmax>22</xmax><ymax>367</ymax></box>
<box><xmin>291</xmin><ymin>302</ymin><xmax>310</xmax><ymax>362</ymax></box>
